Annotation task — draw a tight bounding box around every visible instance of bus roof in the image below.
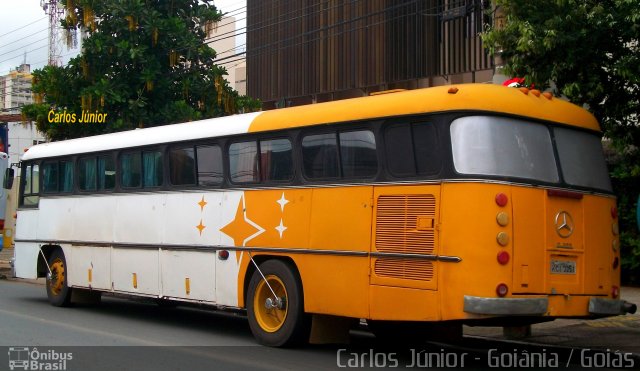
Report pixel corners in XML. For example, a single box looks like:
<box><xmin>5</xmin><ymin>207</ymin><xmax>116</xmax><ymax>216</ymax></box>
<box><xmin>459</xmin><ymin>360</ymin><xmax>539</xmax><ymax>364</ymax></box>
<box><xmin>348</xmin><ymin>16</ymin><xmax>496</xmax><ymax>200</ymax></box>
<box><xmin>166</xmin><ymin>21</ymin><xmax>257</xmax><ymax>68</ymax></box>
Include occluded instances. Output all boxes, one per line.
<box><xmin>23</xmin><ymin>84</ymin><xmax>599</xmax><ymax>161</ymax></box>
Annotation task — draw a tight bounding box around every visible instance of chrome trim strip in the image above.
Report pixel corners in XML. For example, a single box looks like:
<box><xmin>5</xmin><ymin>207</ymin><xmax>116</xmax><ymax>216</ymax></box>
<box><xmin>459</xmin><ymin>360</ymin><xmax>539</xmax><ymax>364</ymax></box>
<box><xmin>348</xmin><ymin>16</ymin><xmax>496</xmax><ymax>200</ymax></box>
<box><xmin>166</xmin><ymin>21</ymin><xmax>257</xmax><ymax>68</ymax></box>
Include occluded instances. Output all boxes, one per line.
<box><xmin>370</xmin><ymin>252</ymin><xmax>462</xmax><ymax>262</ymax></box>
<box><xmin>14</xmin><ymin>239</ymin><xmax>369</xmax><ymax>257</ymax></box>
<box><xmin>15</xmin><ymin>239</ymin><xmax>463</xmax><ymax>261</ymax></box>
<box><xmin>464</xmin><ymin>295</ymin><xmax>548</xmax><ymax>315</ymax></box>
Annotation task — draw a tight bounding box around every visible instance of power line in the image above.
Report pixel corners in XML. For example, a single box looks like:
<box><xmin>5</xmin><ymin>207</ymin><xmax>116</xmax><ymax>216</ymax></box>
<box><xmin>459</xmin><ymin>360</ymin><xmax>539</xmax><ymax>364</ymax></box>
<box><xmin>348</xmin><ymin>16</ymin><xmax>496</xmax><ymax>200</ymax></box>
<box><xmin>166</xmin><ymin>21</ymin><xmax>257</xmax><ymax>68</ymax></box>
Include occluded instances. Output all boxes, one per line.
<box><xmin>0</xmin><ymin>37</ymin><xmax>49</xmax><ymax>58</ymax></box>
<box><xmin>0</xmin><ymin>28</ymin><xmax>48</xmax><ymax>50</ymax></box>
<box><xmin>0</xmin><ymin>17</ymin><xmax>47</xmax><ymax>39</ymax></box>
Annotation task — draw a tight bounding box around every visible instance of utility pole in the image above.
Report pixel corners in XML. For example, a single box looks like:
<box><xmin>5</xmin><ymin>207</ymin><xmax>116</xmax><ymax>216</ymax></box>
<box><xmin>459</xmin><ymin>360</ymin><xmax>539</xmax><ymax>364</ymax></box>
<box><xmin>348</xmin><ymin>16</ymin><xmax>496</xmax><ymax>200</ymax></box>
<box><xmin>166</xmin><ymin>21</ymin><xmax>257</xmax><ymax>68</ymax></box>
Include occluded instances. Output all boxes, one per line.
<box><xmin>41</xmin><ymin>0</ymin><xmax>64</xmax><ymax>66</ymax></box>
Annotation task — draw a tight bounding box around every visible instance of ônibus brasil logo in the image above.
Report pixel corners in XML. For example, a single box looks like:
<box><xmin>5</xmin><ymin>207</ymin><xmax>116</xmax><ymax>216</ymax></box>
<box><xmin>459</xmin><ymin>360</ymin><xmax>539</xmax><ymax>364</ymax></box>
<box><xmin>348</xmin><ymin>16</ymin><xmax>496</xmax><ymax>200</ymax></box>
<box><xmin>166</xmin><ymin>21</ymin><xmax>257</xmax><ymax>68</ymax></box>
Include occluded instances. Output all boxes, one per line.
<box><xmin>8</xmin><ymin>347</ymin><xmax>72</xmax><ymax>370</ymax></box>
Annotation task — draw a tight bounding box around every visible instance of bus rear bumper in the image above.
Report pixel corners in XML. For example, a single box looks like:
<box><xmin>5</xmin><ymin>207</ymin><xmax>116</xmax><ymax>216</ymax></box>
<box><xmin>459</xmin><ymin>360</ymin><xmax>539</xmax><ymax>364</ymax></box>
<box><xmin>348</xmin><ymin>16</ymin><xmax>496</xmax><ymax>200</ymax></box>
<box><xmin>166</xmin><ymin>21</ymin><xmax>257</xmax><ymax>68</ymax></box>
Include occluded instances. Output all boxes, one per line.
<box><xmin>463</xmin><ymin>296</ymin><xmax>548</xmax><ymax>315</ymax></box>
<box><xmin>589</xmin><ymin>298</ymin><xmax>637</xmax><ymax>315</ymax></box>
<box><xmin>464</xmin><ymin>295</ymin><xmax>637</xmax><ymax>317</ymax></box>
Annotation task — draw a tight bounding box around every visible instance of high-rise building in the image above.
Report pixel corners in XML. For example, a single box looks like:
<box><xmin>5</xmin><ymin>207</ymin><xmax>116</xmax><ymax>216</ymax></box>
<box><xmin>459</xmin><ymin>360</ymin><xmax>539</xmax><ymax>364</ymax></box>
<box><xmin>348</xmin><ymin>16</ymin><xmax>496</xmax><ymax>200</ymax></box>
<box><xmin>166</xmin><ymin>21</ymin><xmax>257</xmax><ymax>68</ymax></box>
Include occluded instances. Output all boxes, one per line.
<box><xmin>208</xmin><ymin>16</ymin><xmax>247</xmax><ymax>96</ymax></box>
<box><xmin>247</xmin><ymin>0</ymin><xmax>494</xmax><ymax>109</ymax></box>
<box><xmin>0</xmin><ymin>64</ymin><xmax>33</xmax><ymax>113</ymax></box>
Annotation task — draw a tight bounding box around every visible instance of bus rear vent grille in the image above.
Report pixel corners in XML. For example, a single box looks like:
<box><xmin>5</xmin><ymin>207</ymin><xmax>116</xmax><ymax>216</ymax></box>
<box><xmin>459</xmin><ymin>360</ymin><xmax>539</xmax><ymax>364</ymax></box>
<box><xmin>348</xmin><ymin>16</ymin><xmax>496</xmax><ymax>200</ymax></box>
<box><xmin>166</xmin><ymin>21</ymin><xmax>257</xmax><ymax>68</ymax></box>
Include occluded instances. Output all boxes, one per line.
<box><xmin>374</xmin><ymin>258</ymin><xmax>434</xmax><ymax>281</ymax></box>
<box><xmin>375</xmin><ymin>194</ymin><xmax>436</xmax><ymax>254</ymax></box>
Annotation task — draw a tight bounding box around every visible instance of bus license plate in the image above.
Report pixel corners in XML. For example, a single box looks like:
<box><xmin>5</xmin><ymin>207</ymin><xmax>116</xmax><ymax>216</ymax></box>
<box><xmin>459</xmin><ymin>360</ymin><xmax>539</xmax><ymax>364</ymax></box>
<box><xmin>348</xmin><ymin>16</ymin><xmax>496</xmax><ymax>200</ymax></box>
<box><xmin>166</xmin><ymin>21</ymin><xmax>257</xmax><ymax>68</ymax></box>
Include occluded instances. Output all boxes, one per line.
<box><xmin>550</xmin><ymin>260</ymin><xmax>576</xmax><ymax>275</ymax></box>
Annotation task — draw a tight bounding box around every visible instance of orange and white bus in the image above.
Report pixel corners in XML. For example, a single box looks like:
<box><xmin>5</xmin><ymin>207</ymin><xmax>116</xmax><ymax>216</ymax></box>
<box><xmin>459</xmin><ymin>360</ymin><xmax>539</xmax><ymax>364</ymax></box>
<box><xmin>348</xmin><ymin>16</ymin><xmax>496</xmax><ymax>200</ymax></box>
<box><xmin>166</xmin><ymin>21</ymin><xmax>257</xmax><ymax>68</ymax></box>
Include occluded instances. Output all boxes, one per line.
<box><xmin>12</xmin><ymin>84</ymin><xmax>636</xmax><ymax>346</ymax></box>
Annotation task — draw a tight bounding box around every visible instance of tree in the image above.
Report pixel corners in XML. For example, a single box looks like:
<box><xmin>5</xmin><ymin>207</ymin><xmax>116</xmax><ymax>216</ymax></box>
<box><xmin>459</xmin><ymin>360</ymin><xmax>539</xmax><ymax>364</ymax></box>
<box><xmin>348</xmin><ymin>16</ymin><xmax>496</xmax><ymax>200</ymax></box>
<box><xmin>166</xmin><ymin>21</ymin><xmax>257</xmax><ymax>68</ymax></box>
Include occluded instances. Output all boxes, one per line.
<box><xmin>23</xmin><ymin>0</ymin><xmax>260</xmax><ymax>140</ymax></box>
<box><xmin>483</xmin><ymin>0</ymin><xmax>640</xmax><ymax>280</ymax></box>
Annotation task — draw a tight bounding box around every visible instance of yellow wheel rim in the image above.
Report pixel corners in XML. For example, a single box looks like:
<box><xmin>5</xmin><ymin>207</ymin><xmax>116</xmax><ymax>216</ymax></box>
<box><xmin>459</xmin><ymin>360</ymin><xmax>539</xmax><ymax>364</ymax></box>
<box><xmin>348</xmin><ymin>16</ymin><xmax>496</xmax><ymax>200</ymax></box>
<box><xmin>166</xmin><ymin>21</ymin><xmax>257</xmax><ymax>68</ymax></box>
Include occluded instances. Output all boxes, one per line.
<box><xmin>49</xmin><ymin>258</ymin><xmax>65</xmax><ymax>296</ymax></box>
<box><xmin>253</xmin><ymin>275</ymin><xmax>288</xmax><ymax>333</ymax></box>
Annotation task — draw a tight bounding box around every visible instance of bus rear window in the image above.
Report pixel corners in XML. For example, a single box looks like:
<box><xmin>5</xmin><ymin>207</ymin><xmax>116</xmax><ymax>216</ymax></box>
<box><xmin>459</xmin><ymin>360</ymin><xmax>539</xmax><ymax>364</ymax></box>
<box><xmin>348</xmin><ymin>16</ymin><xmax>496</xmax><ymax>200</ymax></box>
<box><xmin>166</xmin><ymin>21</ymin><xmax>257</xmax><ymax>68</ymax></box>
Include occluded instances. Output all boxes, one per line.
<box><xmin>554</xmin><ymin>128</ymin><xmax>612</xmax><ymax>192</ymax></box>
<box><xmin>450</xmin><ymin>116</ymin><xmax>559</xmax><ymax>183</ymax></box>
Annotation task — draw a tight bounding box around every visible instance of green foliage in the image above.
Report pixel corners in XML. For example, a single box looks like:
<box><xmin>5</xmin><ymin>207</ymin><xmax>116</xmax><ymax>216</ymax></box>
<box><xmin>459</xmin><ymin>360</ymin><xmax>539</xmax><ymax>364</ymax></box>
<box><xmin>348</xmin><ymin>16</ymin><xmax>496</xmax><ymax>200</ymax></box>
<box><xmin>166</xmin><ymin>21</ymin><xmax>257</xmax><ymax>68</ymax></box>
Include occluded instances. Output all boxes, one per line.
<box><xmin>483</xmin><ymin>0</ymin><xmax>640</xmax><ymax>281</ymax></box>
<box><xmin>23</xmin><ymin>0</ymin><xmax>261</xmax><ymax>140</ymax></box>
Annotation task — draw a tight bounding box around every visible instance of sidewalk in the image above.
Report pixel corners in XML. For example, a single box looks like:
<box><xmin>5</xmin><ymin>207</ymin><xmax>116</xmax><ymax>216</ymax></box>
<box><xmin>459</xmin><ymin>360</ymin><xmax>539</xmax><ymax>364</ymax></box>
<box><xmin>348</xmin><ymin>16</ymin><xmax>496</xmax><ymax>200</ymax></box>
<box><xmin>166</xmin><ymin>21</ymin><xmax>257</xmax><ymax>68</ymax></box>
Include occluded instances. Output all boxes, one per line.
<box><xmin>0</xmin><ymin>247</ymin><xmax>12</xmax><ymax>270</ymax></box>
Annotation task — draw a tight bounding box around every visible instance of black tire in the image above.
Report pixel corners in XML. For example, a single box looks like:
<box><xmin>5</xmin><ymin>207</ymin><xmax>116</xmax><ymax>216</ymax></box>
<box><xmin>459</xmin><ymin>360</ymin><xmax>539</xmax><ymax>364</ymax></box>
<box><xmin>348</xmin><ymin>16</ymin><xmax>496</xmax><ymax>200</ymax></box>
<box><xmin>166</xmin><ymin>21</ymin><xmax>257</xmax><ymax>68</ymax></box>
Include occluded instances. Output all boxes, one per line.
<box><xmin>45</xmin><ymin>249</ymin><xmax>72</xmax><ymax>307</ymax></box>
<box><xmin>246</xmin><ymin>260</ymin><xmax>310</xmax><ymax>347</ymax></box>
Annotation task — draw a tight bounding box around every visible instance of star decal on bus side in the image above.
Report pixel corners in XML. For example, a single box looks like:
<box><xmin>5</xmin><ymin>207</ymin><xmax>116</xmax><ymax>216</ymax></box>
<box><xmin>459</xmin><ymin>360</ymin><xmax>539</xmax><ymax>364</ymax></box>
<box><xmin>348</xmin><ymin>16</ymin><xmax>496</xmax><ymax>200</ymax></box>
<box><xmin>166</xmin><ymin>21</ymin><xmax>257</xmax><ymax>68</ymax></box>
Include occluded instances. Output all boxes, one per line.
<box><xmin>220</xmin><ymin>195</ymin><xmax>265</xmax><ymax>247</ymax></box>
<box><xmin>276</xmin><ymin>192</ymin><xmax>289</xmax><ymax>212</ymax></box>
<box><xmin>198</xmin><ymin>196</ymin><xmax>208</xmax><ymax>211</ymax></box>
<box><xmin>275</xmin><ymin>218</ymin><xmax>287</xmax><ymax>238</ymax></box>
<box><xmin>196</xmin><ymin>219</ymin><xmax>206</xmax><ymax>236</ymax></box>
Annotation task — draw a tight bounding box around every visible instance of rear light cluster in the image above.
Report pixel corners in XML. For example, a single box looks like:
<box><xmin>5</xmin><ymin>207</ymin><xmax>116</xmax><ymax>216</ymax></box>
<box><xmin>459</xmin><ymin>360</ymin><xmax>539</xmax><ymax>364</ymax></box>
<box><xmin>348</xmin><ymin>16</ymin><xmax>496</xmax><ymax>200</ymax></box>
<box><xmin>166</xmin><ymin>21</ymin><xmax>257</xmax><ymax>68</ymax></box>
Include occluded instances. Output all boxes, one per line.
<box><xmin>612</xmin><ymin>285</ymin><xmax>620</xmax><ymax>299</ymax></box>
<box><xmin>495</xmin><ymin>192</ymin><xmax>510</xmax><ymax>297</ymax></box>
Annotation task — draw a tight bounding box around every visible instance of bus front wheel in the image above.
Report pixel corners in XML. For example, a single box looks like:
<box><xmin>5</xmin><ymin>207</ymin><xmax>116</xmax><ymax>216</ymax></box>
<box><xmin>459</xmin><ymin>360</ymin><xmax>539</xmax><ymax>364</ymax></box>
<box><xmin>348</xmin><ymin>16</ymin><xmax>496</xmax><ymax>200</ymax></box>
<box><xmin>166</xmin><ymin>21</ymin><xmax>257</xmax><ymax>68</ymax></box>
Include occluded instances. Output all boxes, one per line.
<box><xmin>46</xmin><ymin>249</ymin><xmax>72</xmax><ymax>307</ymax></box>
<box><xmin>246</xmin><ymin>260</ymin><xmax>309</xmax><ymax>347</ymax></box>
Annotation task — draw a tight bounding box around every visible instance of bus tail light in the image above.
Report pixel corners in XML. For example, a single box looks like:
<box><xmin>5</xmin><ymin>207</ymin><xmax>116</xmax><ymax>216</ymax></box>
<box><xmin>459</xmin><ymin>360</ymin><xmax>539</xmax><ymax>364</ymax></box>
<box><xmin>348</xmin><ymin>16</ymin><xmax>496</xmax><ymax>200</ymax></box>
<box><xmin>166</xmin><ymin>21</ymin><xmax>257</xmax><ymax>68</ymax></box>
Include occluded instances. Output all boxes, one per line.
<box><xmin>496</xmin><ymin>283</ymin><xmax>509</xmax><ymax>297</ymax></box>
<box><xmin>495</xmin><ymin>193</ymin><xmax>508</xmax><ymax>207</ymax></box>
<box><xmin>497</xmin><ymin>251</ymin><xmax>510</xmax><ymax>265</ymax></box>
<box><xmin>613</xmin><ymin>257</ymin><xmax>619</xmax><ymax>270</ymax></box>
<box><xmin>611</xmin><ymin>206</ymin><xmax>618</xmax><ymax>219</ymax></box>
<box><xmin>612</xmin><ymin>286</ymin><xmax>620</xmax><ymax>299</ymax></box>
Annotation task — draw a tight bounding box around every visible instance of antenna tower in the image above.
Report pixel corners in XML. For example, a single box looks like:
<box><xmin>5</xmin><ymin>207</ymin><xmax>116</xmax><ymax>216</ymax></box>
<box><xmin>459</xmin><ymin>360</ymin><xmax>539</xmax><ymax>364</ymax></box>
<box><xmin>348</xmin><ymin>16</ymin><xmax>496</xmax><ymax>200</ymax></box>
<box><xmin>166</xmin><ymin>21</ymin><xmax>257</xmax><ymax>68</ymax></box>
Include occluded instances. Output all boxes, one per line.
<box><xmin>41</xmin><ymin>0</ymin><xmax>65</xmax><ymax>66</ymax></box>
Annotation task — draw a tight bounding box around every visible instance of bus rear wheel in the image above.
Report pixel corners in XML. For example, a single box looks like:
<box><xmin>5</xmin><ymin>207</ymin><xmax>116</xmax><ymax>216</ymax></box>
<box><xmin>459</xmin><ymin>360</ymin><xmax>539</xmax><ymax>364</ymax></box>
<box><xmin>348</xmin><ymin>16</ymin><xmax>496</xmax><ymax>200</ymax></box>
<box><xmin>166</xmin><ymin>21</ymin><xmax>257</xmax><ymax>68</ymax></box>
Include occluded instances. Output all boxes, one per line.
<box><xmin>247</xmin><ymin>260</ymin><xmax>309</xmax><ymax>347</ymax></box>
<box><xmin>46</xmin><ymin>249</ymin><xmax>72</xmax><ymax>307</ymax></box>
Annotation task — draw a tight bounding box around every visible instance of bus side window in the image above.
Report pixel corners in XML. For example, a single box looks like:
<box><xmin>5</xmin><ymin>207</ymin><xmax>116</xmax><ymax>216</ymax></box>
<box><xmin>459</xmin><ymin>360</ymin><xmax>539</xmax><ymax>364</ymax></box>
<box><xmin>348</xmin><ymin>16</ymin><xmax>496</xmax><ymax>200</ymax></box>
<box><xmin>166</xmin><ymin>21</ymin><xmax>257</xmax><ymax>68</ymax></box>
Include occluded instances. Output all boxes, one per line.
<box><xmin>42</xmin><ymin>161</ymin><xmax>59</xmax><ymax>192</ymax></box>
<box><xmin>301</xmin><ymin>133</ymin><xmax>339</xmax><ymax>179</ymax></box>
<box><xmin>142</xmin><ymin>150</ymin><xmax>163</xmax><ymax>188</ymax></box>
<box><xmin>98</xmin><ymin>155</ymin><xmax>116</xmax><ymax>190</ymax></box>
<box><xmin>384</xmin><ymin>122</ymin><xmax>440</xmax><ymax>177</ymax></box>
<box><xmin>59</xmin><ymin>160</ymin><xmax>74</xmax><ymax>193</ymax></box>
<box><xmin>196</xmin><ymin>145</ymin><xmax>223</xmax><ymax>186</ymax></box>
<box><xmin>229</xmin><ymin>141</ymin><xmax>258</xmax><ymax>183</ymax></box>
<box><xmin>21</xmin><ymin>163</ymin><xmax>40</xmax><ymax>206</ymax></box>
<box><xmin>79</xmin><ymin>157</ymin><xmax>97</xmax><ymax>191</ymax></box>
<box><xmin>260</xmin><ymin>138</ymin><xmax>293</xmax><ymax>182</ymax></box>
<box><xmin>169</xmin><ymin>147</ymin><xmax>196</xmax><ymax>186</ymax></box>
<box><xmin>339</xmin><ymin>130</ymin><xmax>377</xmax><ymax>178</ymax></box>
<box><xmin>121</xmin><ymin>152</ymin><xmax>142</xmax><ymax>188</ymax></box>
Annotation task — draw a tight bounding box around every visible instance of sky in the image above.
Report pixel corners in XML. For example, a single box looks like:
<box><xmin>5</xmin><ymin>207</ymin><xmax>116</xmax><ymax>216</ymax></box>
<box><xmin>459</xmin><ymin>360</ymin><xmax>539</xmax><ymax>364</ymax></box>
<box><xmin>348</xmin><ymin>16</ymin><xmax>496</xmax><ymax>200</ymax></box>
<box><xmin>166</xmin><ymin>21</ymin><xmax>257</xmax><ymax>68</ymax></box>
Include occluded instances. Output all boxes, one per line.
<box><xmin>0</xmin><ymin>0</ymin><xmax>246</xmax><ymax>77</ymax></box>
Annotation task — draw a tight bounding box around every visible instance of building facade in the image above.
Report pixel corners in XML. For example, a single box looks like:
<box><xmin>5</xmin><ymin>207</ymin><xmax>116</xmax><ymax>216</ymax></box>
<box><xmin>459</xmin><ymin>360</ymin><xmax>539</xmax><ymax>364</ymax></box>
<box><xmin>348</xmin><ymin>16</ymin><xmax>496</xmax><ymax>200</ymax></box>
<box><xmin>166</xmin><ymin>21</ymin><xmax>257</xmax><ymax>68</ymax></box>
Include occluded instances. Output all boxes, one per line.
<box><xmin>208</xmin><ymin>16</ymin><xmax>247</xmax><ymax>96</ymax></box>
<box><xmin>0</xmin><ymin>64</ymin><xmax>33</xmax><ymax>113</ymax></box>
<box><xmin>247</xmin><ymin>0</ymin><xmax>494</xmax><ymax>109</ymax></box>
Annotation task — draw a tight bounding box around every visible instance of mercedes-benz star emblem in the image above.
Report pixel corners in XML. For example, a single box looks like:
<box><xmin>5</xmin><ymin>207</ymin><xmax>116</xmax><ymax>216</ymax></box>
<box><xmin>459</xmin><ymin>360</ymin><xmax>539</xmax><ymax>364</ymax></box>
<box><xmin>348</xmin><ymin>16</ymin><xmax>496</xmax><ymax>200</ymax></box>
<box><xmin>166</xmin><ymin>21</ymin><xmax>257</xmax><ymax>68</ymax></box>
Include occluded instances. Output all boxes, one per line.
<box><xmin>555</xmin><ymin>211</ymin><xmax>574</xmax><ymax>238</ymax></box>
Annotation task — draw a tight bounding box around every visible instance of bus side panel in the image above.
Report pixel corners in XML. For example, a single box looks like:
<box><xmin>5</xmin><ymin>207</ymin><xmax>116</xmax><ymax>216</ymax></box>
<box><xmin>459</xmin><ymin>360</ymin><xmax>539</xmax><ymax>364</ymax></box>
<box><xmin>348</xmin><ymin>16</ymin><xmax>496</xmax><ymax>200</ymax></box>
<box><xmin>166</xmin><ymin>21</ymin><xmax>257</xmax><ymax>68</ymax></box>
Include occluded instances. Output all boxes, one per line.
<box><xmin>68</xmin><ymin>245</ymin><xmax>111</xmax><ymax>290</ymax></box>
<box><xmin>234</xmin><ymin>187</ymin><xmax>371</xmax><ymax>318</ymax></box>
<box><xmin>72</xmin><ymin>196</ymin><xmax>116</xmax><ymax>243</ymax></box>
<box><xmin>160</xmin><ymin>250</ymin><xmax>216</xmax><ymax>302</ymax></box>
<box><xmin>438</xmin><ymin>183</ymin><xmax>514</xmax><ymax>320</ymax></box>
<box><xmin>111</xmin><ymin>248</ymin><xmax>159</xmax><ymax>295</ymax></box>
<box><xmin>15</xmin><ymin>209</ymin><xmax>40</xmax><ymax>279</ymax></box>
<box><xmin>114</xmin><ymin>194</ymin><xmax>166</xmax><ymax>245</ymax></box>
<box><xmin>302</xmin><ymin>187</ymin><xmax>372</xmax><ymax>318</ymax></box>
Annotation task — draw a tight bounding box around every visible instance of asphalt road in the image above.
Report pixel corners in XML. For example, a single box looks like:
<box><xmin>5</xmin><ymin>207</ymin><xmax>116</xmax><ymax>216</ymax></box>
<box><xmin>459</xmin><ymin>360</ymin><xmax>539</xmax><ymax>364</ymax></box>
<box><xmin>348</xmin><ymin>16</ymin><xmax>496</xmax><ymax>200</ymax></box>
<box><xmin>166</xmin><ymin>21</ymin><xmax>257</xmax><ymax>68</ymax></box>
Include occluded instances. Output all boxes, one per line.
<box><xmin>0</xmin><ymin>279</ymin><xmax>360</xmax><ymax>371</ymax></box>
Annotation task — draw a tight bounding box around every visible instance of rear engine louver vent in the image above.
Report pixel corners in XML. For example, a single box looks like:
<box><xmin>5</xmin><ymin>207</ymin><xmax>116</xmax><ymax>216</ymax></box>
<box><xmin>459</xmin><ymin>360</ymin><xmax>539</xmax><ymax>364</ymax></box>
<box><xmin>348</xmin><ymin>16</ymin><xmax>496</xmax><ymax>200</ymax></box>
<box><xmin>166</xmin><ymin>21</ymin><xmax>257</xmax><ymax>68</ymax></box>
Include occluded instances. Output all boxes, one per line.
<box><xmin>375</xmin><ymin>194</ymin><xmax>436</xmax><ymax>254</ymax></box>
<box><xmin>374</xmin><ymin>258</ymin><xmax>434</xmax><ymax>281</ymax></box>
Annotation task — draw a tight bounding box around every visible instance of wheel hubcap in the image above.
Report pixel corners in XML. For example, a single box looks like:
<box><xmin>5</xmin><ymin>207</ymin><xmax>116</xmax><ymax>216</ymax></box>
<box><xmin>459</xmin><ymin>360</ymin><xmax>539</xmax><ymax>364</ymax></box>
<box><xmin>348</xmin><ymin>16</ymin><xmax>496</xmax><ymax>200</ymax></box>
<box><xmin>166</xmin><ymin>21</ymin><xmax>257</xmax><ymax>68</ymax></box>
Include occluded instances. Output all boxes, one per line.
<box><xmin>49</xmin><ymin>258</ymin><xmax>65</xmax><ymax>296</ymax></box>
<box><xmin>253</xmin><ymin>275</ymin><xmax>288</xmax><ymax>333</ymax></box>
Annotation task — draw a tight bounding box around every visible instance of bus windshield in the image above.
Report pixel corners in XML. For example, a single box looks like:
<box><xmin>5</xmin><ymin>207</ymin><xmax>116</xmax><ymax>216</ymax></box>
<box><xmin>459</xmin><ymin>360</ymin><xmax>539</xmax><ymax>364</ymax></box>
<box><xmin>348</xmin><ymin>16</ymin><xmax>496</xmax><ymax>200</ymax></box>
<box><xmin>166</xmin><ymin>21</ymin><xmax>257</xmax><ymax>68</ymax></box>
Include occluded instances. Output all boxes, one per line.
<box><xmin>450</xmin><ymin>115</ymin><xmax>612</xmax><ymax>192</ymax></box>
